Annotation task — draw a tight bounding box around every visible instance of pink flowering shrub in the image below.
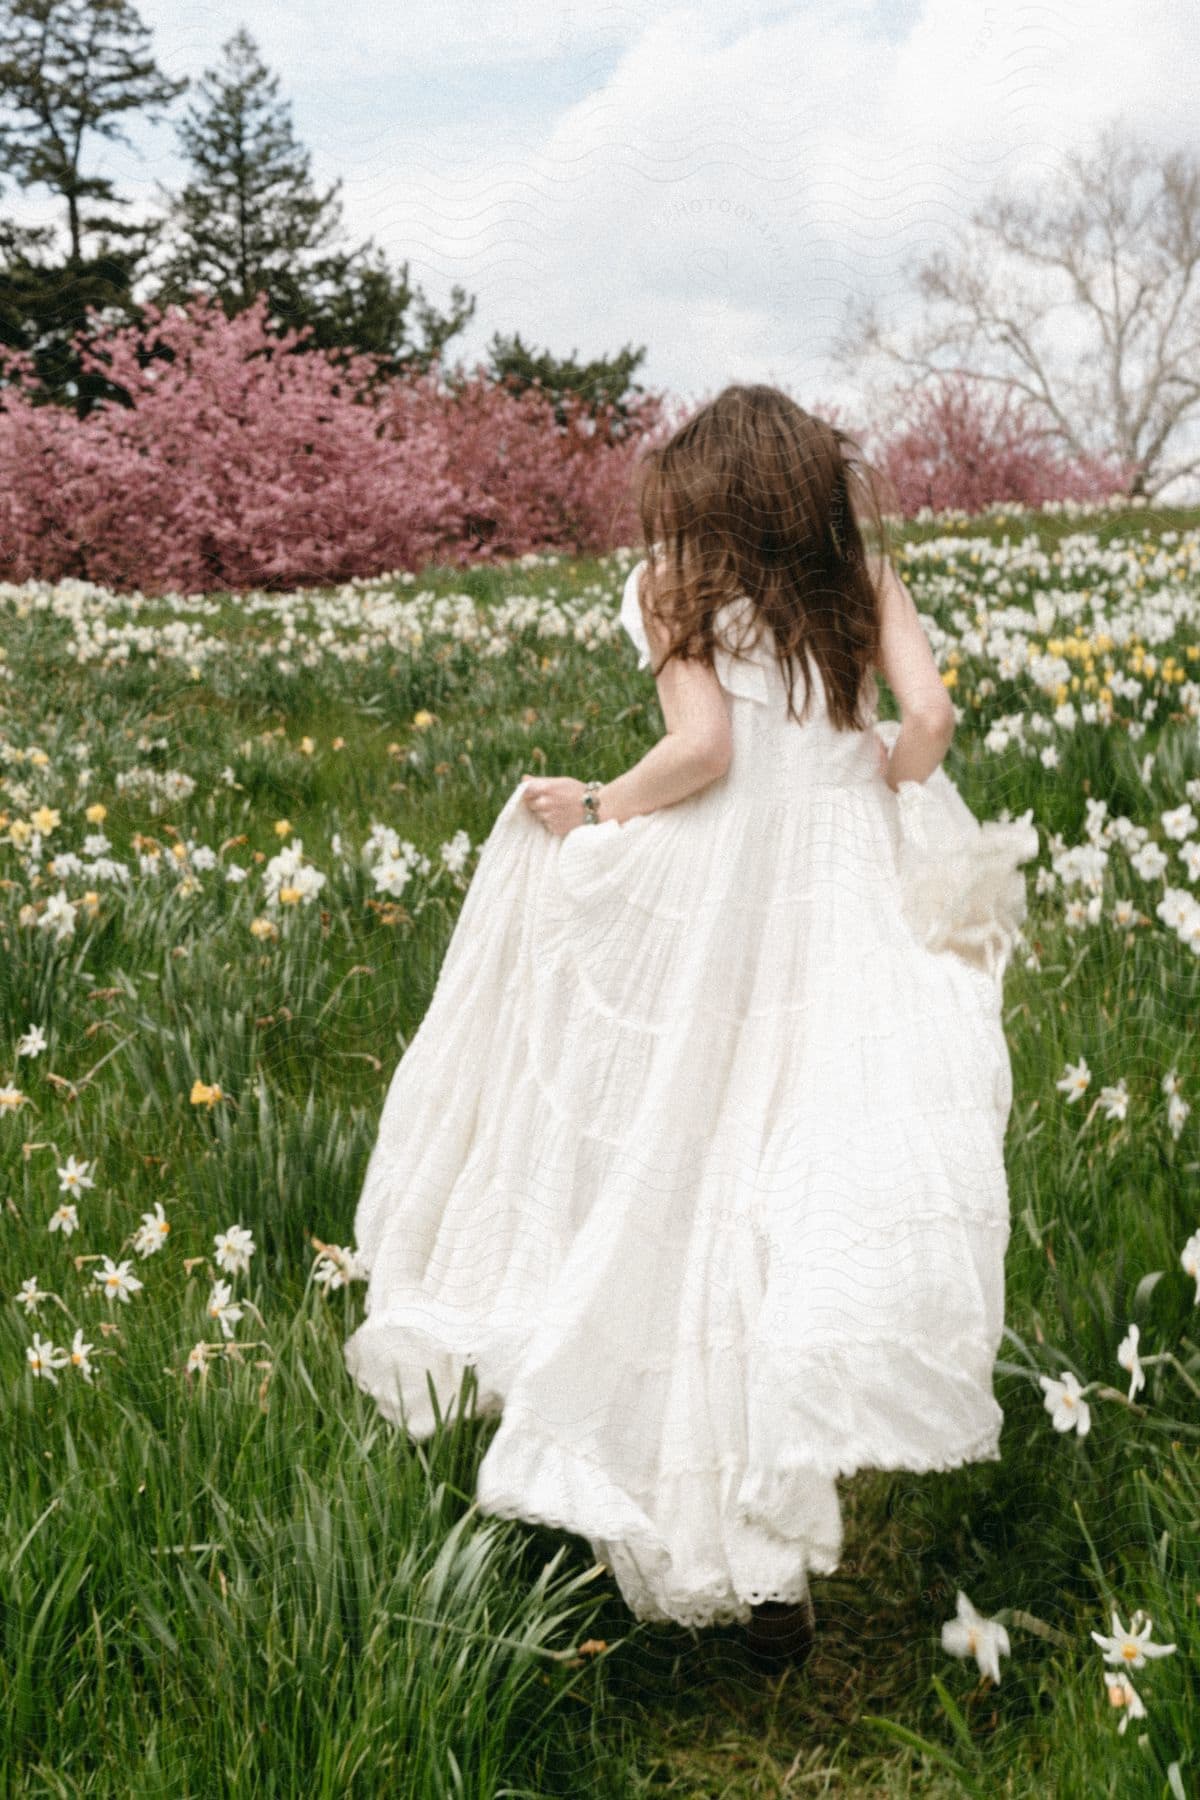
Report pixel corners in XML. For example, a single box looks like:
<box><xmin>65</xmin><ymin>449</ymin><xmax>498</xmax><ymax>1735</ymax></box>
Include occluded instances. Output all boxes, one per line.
<box><xmin>866</xmin><ymin>374</ymin><xmax>1134</xmax><ymax>516</ymax></box>
<box><xmin>0</xmin><ymin>294</ymin><xmax>666</xmax><ymax>594</ymax></box>
<box><xmin>376</xmin><ymin>371</ymin><xmax>667</xmax><ymax>569</ymax></box>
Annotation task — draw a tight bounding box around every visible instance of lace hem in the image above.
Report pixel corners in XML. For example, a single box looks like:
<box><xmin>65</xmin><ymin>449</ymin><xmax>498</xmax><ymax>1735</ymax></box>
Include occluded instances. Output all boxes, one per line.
<box><xmin>346</xmin><ymin>1312</ymin><xmax>1007</xmax><ymax>1469</ymax></box>
<box><xmin>346</xmin><ymin>1314</ymin><xmax>1004</xmax><ymax>1628</ymax></box>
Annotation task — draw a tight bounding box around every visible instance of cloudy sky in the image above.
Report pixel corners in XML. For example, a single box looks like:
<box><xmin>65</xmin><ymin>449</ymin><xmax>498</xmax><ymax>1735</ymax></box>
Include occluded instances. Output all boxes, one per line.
<box><xmin>11</xmin><ymin>0</ymin><xmax>1200</xmax><ymax>463</ymax></box>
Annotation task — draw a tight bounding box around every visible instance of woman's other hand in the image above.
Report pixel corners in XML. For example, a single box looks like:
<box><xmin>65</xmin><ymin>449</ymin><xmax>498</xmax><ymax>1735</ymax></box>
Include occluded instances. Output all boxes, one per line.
<box><xmin>519</xmin><ymin>775</ymin><xmax>589</xmax><ymax>836</ymax></box>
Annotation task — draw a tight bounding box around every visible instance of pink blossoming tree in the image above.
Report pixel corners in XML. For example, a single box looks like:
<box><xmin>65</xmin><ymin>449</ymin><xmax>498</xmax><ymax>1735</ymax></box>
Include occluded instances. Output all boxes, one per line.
<box><xmin>0</xmin><ymin>293</ymin><xmax>666</xmax><ymax>593</ymax></box>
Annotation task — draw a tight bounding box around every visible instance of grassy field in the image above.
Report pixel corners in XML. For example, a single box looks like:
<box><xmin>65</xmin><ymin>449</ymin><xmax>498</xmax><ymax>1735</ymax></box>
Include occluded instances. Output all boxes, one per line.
<box><xmin>2</xmin><ymin>502</ymin><xmax>1199</xmax><ymax>1797</ymax></box>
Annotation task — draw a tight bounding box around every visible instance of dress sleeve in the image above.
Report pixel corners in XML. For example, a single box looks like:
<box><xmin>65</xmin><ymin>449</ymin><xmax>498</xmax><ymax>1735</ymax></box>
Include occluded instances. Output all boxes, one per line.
<box><xmin>619</xmin><ymin>564</ymin><xmax>771</xmax><ymax>703</ymax></box>
<box><xmin>619</xmin><ymin>560</ymin><xmax>652</xmax><ymax>670</ymax></box>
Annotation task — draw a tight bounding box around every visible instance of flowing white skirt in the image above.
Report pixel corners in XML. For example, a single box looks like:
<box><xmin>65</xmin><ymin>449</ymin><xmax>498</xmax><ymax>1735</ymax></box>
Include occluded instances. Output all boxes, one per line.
<box><xmin>344</xmin><ymin>721</ymin><xmax>1038</xmax><ymax>1628</ymax></box>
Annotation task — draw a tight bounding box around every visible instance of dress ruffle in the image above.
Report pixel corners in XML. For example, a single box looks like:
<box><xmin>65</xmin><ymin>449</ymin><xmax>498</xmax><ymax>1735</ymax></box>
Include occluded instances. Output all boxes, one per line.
<box><xmin>873</xmin><ymin>718</ymin><xmax>1039</xmax><ymax>982</ymax></box>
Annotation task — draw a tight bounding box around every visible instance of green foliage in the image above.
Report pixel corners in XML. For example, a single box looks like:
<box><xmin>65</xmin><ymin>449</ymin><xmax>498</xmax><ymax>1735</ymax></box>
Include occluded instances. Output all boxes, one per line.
<box><xmin>0</xmin><ymin>0</ymin><xmax>186</xmax><ymax>404</ymax></box>
<box><xmin>485</xmin><ymin>328</ymin><xmax>652</xmax><ymax>436</ymax></box>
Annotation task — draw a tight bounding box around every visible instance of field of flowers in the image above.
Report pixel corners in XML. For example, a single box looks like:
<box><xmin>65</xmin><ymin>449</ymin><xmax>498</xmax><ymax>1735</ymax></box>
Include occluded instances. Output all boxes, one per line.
<box><xmin>2</xmin><ymin>502</ymin><xmax>1199</xmax><ymax>1797</ymax></box>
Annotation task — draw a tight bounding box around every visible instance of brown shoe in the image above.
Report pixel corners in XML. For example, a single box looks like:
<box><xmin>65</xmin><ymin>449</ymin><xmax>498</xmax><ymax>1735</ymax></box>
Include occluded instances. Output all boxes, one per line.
<box><xmin>745</xmin><ymin>1589</ymin><xmax>817</xmax><ymax>1669</ymax></box>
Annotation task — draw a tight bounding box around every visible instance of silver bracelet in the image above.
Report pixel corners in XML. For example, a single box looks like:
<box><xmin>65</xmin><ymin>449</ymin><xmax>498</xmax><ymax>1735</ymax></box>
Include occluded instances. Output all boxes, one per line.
<box><xmin>582</xmin><ymin>779</ymin><xmax>602</xmax><ymax>825</ymax></box>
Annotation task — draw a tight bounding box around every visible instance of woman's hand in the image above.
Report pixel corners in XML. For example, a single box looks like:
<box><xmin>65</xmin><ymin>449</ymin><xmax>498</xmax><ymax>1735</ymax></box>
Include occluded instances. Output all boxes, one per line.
<box><xmin>519</xmin><ymin>775</ymin><xmax>588</xmax><ymax>837</ymax></box>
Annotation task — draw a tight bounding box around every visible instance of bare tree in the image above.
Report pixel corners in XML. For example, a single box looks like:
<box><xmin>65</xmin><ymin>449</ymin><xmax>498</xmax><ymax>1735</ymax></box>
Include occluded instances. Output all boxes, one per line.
<box><xmin>835</xmin><ymin>120</ymin><xmax>1200</xmax><ymax>500</ymax></box>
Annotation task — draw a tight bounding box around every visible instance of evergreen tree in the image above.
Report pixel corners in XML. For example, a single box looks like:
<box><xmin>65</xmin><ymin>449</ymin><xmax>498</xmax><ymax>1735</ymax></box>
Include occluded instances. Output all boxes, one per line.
<box><xmin>0</xmin><ymin>0</ymin><xmax>186</xmax><ymax>406</ymax></box>
<box><xmin>151</xmin><ymin>27</ymin><xmax>342</xmax><ymax>320</ymax></box>
<box><xmin>484</xmin><ymin>329</ymin><xmax>651</xmax><ymax>437</ymax></box>
<box><xmin>151</xmin><ymin>27</ymin><xmax>473</xmax><ymax>376</ymax></box>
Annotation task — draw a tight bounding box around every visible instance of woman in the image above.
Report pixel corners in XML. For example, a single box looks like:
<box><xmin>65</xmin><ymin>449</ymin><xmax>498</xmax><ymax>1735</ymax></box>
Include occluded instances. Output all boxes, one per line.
<box><xmin>343</xmin><ymin>384</ymin><xmax>1038</xmax><ymax>1665</ymax></box>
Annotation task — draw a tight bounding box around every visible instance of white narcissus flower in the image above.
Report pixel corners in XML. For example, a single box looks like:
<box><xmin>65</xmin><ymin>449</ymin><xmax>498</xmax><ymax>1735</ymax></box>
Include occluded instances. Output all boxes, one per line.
<box><xmin>1056</xmin><ymin>1058</ymin><xmax>1091</xmax><ymax>1103</ymax></box>
<box><xmin>1091</xmin><ymin>1607</ymin><xmax>1176</xmax><ymax>1671</ymax></box>
<box><xmin>67</xmin><ymin>1328</ymin><xmax>95</xmax><ymax>1383</ymax></box>
<box><xmin>312</xmin><ymin>1243</ymin><xmax>369</xmax><ymax>1291</ymax></box>
<box><xmin>48</xmin><ymin>1202</ymin><xmax>79</xmax><ymax>1237</ymax></box>
<box><xmin>1116</xmin><ymin>1323</ymin><xmax>1145</xmax><ymax>1400</ymax></box>
<box><xmin>1161</xmin><ymin>803</ymin><xmax>1198</xmax><ymax>842</ymax></box>
<box><xmin>15</xmin><ymin>1276</ymin><xmax>46</xmax><ymax>1313</ymax></box>
<box><xmin>37</xmin><ymin>889</ymin><xmax>78</xmax><ymax>941</ymax></box>
<box><xmin>27</xmin><ymin>1332</ymin><xmax>70</xmax><ymax>1382</ymax></box>
<box><xmin>1104</xmin><ymin>1670</ymin><xmax>1147</xmax><ymax>1734</ymax></box>
<box><xmin>1130</xmin><ymin>842</ymin><xmax>1168</xmax><ymax>880</ymax></box>
<box><xmin>439</xmin><ymin>828</ymin><xmax>472</xmax><ymax>875</ymax></box>
<box><xmin>16</xmin><ymin>1023</ymin><xmax>47</xmax><ymax>1057</ymax></box>
<box><xmin>1064</xmin><ymin>898</ymin><xmax>1089</xmax><ymax>929</ymax></box>
<box><xmin>1181</xmin><ymin>1228</ymin><xmax>1200</xmax><ymax>1302</ymax></box>
<box><xmin>132</xmin><ymin>1201</ymin><xmax>171</xmax><ymax>1258</ymax></box>
<box><xmin>207</xmin><ymin>1279</ymin><xmax>243</xmax><ymax>1339</ymax></box>
<box><xmin>1039</xmin><ymin>1370</ymin><xmax>1092</xmax><ymax>1436</ymax></box>
<box><xmin>56</xmin><ymin>1154</ymin><xmax>95</xmax><ymax>1195</ymax></box>
<box><xmin>1157</xmin><ymin>888</ymin><xmax>1199</xmax><ymax>932</ymax></box>
<box><xmin>92</xmin><ymin>1256</ymin><xmax>144</xmax><ymax>1304</ymax></box>
<box><xmin>940</xmin><ymin>1590</ymin><xmax>1010</xmax><ymax>1684</ymax></box>
<box><xmin>1098</xmin><ymin>1080</ymin><xmax>1129</xmax><ymax>1121</ymax></box>
<box><xmin>213</xmin><ymin>1224</ymin><xmax>256</xmax><ymax>1277</ymax></box>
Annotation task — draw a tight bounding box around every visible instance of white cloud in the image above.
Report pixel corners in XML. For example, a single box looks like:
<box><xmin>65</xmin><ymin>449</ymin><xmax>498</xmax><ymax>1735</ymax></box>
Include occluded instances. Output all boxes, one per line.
<box><xmin>324</xmin><ymin>0</ymin><xmax>1200</xmax><ymax>421</ymax></box>
<box><xmin>6</xmin><ymin>0</ymin><xmax>1199</xmax><ymax>481</ymax></box>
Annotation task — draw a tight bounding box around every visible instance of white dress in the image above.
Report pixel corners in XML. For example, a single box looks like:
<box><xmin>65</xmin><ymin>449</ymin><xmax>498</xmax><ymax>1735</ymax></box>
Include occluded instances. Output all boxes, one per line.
<box><xmin>343</xmin><ymin>560</ymin><xmax>1039</xmax><ymax>1630</ymax></box>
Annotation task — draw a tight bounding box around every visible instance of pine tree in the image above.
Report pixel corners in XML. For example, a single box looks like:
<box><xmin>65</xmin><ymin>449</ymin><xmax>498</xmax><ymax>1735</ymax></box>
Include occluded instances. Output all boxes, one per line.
<box><xmin>151</xmin><ymin>27</ymin><xmax>344</xmax><ymax>322</ymax></box>
<box><xmin>0</xmin><ymin>0</ymin><xmax>186</xmax><ymax>405</ymax></box>
<box><xmin>151</xmin><ymin>27</ymin><xmax>473</xmax><ymax>375</ymax></box>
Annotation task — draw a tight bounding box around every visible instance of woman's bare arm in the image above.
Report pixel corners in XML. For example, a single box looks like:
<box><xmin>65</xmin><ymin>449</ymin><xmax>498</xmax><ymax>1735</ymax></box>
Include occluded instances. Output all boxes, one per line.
<box><xmin>871</xmin><ymin>558</ymin><xmax>956</xmax><ymax>788</ymax></box>
<box><xmin>598</xmin><ymin>567</ymin><xmax>732</xmax><ymax>825</ymax></box>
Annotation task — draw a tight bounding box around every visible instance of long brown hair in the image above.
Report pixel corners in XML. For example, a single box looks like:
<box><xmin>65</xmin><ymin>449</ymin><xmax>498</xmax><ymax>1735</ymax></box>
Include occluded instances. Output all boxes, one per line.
<box><xmin>631</xmin><ymin>384</ymin><xmax>894</xmax><ymax>731</ymax></box>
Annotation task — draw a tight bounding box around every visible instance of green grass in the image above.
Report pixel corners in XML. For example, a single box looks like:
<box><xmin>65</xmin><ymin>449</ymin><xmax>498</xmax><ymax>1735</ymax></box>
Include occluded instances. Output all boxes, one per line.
<box><xmin>2</xmin><ymin>511</ymin><xmax>1199</xmax><ymax>1796</ymax></box>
